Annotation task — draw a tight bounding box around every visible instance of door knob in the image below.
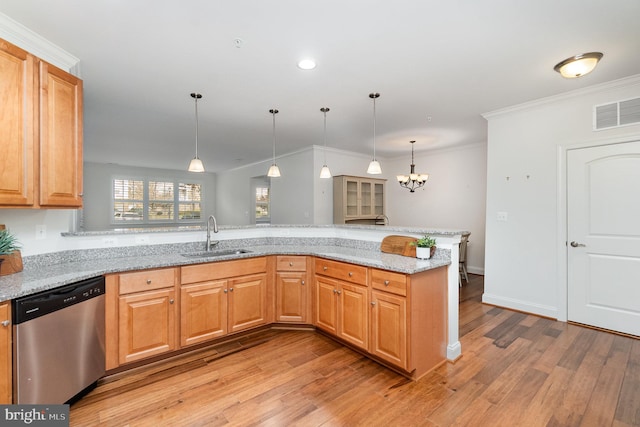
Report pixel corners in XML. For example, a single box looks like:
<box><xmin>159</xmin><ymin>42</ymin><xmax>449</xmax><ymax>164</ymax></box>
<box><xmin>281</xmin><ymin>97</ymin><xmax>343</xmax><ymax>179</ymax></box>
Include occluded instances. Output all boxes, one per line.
<box><xmin>570</xmin><ymin>241</ymin><xmax>586</xmax><ymax>247</ymax></box>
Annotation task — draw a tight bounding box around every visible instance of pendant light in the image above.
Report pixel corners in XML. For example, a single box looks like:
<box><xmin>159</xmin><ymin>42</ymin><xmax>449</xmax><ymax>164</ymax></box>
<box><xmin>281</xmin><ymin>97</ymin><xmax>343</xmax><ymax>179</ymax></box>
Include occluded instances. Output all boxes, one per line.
<box><xmin>319</xmin><ymin>107</ymin><xmax>332</xmax><ymax>179</ymax></box>
<box><xmin>267</xmin><ymin>108</ymin><xmax>281</xmax><ymax>177</ymax></box>
<box><xmin>397</xmin><ymin>141</ymin><xmax>429</xmax><ymax>192</ymax></box>
<box><xmin>367</xmin><ymin>92</ymin><xmax>382</xmax><ymax>174</ymax></box>
<box><xmin>187</xmin><ymin>93</ymin><xmax>205</xmax><ymax>172</ymax></box>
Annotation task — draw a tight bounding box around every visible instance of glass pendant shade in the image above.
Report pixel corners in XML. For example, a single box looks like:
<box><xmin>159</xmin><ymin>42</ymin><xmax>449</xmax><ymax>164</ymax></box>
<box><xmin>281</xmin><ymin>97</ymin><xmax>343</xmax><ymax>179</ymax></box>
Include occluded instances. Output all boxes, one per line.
<box><xmin>367</xmin><ymin>160</ymin><xmax>382</xmax><ymax>175</ymax></box>
<box><xmin>267</xmin><ymin>164</ymin><xmax>281</xmax><ymax>177</ymax></box>
<box><xmin>187</xmin><ymin>93</ymin><xmax>205</xmax><ymax>172</ymax></box>
<box><xmin>554</xmin><ymin>52</ymin><xmax>603</xmax><ymax>78</ymax></box>
<box><xmin>188</xmin><ymin>157</ymin><xmax>205</xmax><ymax>172</ymax></box>
<box><xmin>320</xmin><ymin>165</ymin><xmax>332</xmax><ymax>179</ymax></box>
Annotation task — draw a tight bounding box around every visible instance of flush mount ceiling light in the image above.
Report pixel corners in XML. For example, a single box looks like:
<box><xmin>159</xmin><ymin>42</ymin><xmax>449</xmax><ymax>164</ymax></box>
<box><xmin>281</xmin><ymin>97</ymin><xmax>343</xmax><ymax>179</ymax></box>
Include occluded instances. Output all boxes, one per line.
<box><xmin>267</xmin><ymin>108</ymin><xmax>281</xmax><ymax>177</ymax></box>
<box><xmin>553</xmin><ymin>52</ymin><xmax>603</xmax><ymax>78</ymax></box>
<box><xmin>187</xmin><ymin>93</ymin><xmax>205</xmax><ymax>172</ymax></box>
<box><xmin>397</xmin><ymin>141</ymin><xmax>429</xmax><ymax>192</ymax></box>
<box><xmin>297</xmin><ymin>59</ymin><xmax>316</xmax><ymax>70</ymax></box>
<box><xmin>319</xmin><ymin>107</ymin><xmax>332</xmax><ymax>179</ymax></box>
<box><xmin>367</xmin><ymin>92</ymin><xmax>382</xmax><ymax>175</ymax></box>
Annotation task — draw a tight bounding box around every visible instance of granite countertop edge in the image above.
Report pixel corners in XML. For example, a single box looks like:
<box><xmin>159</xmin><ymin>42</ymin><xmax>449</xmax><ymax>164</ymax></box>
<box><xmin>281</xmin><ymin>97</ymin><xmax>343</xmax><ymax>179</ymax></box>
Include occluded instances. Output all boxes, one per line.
<box><xmin>0</xmin><ymin>244</ymin><xmax>451</xmax><ymax>302</ymax></box>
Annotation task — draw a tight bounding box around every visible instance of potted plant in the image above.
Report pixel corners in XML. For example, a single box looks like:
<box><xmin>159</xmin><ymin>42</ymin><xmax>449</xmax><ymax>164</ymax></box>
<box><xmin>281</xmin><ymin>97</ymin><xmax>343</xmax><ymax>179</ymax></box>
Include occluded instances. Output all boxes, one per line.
<box><xmin>412</xmin><ymin>235</ymin><xmax>437</xmax><ymax>260</ymax></box>
<box><xmin>0</xmin><ymin>228</ymin><xmax>23</xmax><ymax>276</ymax></box>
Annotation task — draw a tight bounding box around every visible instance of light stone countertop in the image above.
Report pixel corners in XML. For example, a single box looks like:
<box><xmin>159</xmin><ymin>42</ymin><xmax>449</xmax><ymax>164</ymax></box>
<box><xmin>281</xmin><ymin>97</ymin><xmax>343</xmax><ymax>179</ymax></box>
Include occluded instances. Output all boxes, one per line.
<box><xmin>0</xmin><ymin>241</ymin><xmax>450</xmax><ymax>303</ymax></box>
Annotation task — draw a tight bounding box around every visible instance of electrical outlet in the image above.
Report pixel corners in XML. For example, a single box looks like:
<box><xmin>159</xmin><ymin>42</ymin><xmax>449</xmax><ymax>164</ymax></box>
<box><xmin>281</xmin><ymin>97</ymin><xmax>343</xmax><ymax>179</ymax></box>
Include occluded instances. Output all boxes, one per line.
<box><xmin>496</xmin><ymin>211</ymin><xmax>508</xmax><ymax>222</ymax></box>
<box><xmin>35</xmin><ymin>225</ymin><xmax>46</xmax><ymax>240</ymax></box>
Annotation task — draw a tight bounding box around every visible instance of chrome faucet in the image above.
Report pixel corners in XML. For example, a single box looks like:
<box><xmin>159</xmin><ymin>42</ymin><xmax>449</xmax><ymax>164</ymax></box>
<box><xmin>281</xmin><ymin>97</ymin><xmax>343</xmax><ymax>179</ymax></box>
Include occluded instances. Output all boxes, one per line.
<box><xmin>206</xmin><ymin>215</ymin><xmax>219</xmax><ymax>251</ymax></box>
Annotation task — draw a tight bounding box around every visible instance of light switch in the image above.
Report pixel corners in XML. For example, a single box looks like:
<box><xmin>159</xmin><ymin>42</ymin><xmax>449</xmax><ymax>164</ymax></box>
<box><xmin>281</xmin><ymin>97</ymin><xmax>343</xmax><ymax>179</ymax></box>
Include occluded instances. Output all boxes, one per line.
<box><xmin>497</xmin><ymin>211</ymin><xmax>508</xmax><ymax>221</ymax></box>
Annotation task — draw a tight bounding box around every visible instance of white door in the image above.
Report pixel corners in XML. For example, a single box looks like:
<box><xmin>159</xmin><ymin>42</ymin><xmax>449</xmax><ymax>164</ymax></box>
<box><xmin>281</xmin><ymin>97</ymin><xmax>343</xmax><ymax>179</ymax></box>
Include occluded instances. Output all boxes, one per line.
<box><xmin>567</xmin><ymin>140</ymin><xmax>640</xmax><ymax>336</ymax></box>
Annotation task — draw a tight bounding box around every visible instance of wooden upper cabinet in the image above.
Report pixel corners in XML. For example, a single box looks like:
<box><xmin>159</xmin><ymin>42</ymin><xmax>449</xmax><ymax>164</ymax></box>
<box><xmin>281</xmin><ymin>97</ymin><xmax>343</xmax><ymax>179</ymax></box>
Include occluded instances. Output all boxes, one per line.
<box><xmin>0</xmin><ymin>37</ymin><xmax>83</xmax><ymax>208</ymax></box>
<box><xmin>0</xmin><ymin>40</ymin><xmax>36</xmax><ymax>206</ymax></box>
<box><xmin>39</xmin><ymin>61</ymin><xmax>83</xmax><ymax>207</ymax></box>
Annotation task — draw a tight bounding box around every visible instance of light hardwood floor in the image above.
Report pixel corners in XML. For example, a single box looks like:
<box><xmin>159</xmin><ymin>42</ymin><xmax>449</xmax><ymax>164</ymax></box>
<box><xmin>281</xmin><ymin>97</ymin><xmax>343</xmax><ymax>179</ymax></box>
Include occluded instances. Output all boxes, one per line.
<box><xmin>70</xmin><ymin>275</ymin><xmax>640</xmax><ymax>426</ymax></box>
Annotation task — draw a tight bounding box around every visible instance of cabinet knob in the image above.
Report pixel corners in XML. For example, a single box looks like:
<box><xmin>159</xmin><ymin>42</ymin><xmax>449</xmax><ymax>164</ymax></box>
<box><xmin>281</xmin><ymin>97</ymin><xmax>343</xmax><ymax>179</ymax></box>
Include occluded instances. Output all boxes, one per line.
<box><xmin>384</xmin><ymin>280</ymin><xmax>390</xmax><ymax>286</ymax></box>
<box><xmin>371</xmin><ymin>301</ymin><xmax>376</xmax><ymax>306</ymax></box>
<box><xmin>224</xmin><ymin>289</ymin><xmax>228</xmax><ymax>293</ymax></box>
<box><xmin>301</xmin><ymin>280</ymin><xmax>305</xmax><ymax>285</ymax></box>
<box><xmin>1</xmin><ymin>320</ymin><xmax>9</xmax><ymax>327</ymax></box>
<box><xmin>169</xmin><ymin>299</ymin><xmax>174</xmax><ymax>304</ymax></box>
<box><xmin>337</xmin><ymin>290</ymin><xmax>342</xmax><ymax>295</ymax></box>
<box><xmin>289</xmin><ymin>262</ymin><xmax>294</xmax><ymax>266</ymax></box>
<box><xmin>146</xmin><ymin>279</ymin><xmax>152</xmax><ymax>284</ymax></box>
<box><xmin>333</xmin><ymin>289</ymin><xmax>337</xmax><ymax>294</ymax></box>
<box><xmin>323</xmin><ymin>266</ymin><xmax>328</xmax><ymax>271</ymax></box>
<box><xmin>348</xmin><ymin>272</ymin><xmax>353</xmax><ymax>277</ymax></box>
<box><xmin>229</xmin><ymin>288</ymin><xmax>234</xmax><ymax>292</ymax></box>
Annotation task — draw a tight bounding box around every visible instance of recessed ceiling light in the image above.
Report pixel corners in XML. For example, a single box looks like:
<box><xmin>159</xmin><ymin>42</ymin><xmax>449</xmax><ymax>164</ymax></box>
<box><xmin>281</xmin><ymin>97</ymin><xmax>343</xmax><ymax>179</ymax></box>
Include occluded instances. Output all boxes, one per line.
<box><xmin>297</xmin><ymin>59</ymin><xmax>316</xmax><ymax>70</ymax></box>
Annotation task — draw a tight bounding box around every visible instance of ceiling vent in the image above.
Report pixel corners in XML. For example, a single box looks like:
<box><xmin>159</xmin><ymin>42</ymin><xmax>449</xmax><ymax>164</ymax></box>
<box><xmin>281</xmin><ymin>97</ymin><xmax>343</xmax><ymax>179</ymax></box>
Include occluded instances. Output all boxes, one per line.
<box><xmin>594</xmin><ymin>97</ymin><xmax>640</xmax><ymax>130</ymax></box>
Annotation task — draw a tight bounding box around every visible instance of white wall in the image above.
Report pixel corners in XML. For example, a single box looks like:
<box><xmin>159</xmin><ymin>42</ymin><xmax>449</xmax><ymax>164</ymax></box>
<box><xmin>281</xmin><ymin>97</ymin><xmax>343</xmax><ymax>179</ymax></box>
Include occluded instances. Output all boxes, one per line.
<box><xmin>483</xmin><ymin>74</ymin><xmax>640</xmax><ymax>319</ymax></box>
<box><xmin>384</xmin><ymin>143</ymin><xmax>487</xmax><ymax>275</ymax></box>
<box><xmin>216</xmin><ymin>148</ymin><xmax>316</xmax><ymax>225</ymax></box>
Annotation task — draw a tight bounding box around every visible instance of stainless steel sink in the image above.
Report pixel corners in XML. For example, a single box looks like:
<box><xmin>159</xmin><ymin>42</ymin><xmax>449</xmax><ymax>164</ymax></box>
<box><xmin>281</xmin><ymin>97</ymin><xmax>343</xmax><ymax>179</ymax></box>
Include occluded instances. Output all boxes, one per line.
<box><xmin>181</xmin><ymin>249</ymin><xmax>252</xmax><ymax>258</ymax></box>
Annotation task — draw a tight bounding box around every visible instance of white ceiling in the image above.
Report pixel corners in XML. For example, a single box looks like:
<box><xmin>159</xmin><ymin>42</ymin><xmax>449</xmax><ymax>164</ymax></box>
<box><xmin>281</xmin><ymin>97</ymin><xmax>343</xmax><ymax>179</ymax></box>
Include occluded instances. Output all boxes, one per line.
<box><xmin>2</xmin><ymin>1</ymin><xmax>640</xmax><ymax>172</ymax></box>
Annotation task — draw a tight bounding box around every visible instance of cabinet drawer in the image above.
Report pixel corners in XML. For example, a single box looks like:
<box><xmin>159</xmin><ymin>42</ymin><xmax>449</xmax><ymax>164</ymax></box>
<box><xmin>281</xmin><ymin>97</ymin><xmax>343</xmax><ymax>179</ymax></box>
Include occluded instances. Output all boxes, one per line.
<box><xmin>119</xmin><ymin>268</ymin><xmax>178</xmax><ymax>294</ymax></box>
<box><xmin>315</xmin><ymin>258</ymin><xmax>367</xmax><ymax>286</ymax></box>
<box><xmin>371</xmin><ymin>268</ymin><xmax>407</xmax><ymax>296</ymax></box>
<box><xmin>276</xmin><ymin>256</ymin><xmax>307</xmax><ymax>271</ymax></box>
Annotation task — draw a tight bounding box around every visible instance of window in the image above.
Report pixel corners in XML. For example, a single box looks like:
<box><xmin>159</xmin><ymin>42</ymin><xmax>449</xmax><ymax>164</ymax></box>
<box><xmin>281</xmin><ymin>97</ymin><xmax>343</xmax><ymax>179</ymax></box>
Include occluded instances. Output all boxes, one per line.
<box><xmin>251</xmin><ymin>176</ymin><xmax>270</xmax><ymax>224</ymax></box>
<box><xmin>113</xmin><ymin>177</ymin><xmax>202</xmax><ymax>225</ymax></box>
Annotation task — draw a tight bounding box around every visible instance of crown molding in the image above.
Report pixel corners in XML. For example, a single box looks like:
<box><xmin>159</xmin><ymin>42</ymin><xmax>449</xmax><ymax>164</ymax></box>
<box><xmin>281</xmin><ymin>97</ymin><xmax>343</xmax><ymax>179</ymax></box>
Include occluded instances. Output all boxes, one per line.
<box><xmin>0</xmin><ymin>12</ymin><xmax>80</xmax><ymax>74</ymax></box>
<box><xmin>483</xmin><ymin>73</ymin><xmax>640</xmax><ymax>119</ymax></box>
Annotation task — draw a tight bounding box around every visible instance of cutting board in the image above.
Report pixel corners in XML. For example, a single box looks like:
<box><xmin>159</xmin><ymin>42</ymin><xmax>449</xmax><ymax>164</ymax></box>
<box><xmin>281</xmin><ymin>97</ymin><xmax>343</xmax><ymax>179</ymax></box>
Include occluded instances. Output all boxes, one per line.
<box><xmin>380</xmin><ymin>235</ymin><xmax>417</xmax><ymax>257</ymax></box>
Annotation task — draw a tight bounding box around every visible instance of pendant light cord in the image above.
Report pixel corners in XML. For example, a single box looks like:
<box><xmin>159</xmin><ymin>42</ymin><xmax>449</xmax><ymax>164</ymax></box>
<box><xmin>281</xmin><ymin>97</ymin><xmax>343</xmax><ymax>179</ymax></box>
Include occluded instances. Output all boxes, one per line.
<box><xmin>369</xmin><ymin>93</ymin><xmax>380</xmax><ymax>161</ymax></box>
<box><xmin>194</xmin><ymin>96</ymin><xmax>199</xmax><ymax>158</ymax></box>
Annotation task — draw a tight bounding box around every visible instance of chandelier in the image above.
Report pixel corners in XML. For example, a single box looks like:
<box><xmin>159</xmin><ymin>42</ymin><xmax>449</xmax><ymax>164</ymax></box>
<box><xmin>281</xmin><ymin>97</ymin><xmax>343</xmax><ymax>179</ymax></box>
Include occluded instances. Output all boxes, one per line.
<box><xmin>397</xmin><ymin>141</ymin><xmax>429</xmax><ymax>192</ymax></box>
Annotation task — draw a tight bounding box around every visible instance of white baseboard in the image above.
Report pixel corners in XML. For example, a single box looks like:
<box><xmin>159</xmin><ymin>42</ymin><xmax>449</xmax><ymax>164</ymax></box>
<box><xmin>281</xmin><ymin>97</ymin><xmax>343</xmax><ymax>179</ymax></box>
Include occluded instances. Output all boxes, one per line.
<box><xmin>482</xmin><ymin>293</ymin><xmax>558</xmax><ymax>319</ymax></box>
<box><xmin>467</xmin><ymin>265</ymin><xmax>484</xmax><ymax>275</ymax></box>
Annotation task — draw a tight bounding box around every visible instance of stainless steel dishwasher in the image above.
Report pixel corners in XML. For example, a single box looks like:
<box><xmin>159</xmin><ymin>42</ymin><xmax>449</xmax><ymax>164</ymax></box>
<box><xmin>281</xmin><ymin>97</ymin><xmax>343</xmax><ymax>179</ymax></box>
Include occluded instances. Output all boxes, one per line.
<box><xmin>13</xmin><ymin>276</ymin><xmax>106</xmax><ymax>404</ymax></box>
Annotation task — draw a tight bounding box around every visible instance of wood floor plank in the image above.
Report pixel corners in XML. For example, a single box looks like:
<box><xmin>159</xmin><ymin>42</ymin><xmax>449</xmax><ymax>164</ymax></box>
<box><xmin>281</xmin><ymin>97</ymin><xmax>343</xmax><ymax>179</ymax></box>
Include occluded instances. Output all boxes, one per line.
<box><xmin>68</xmin><ymin>274</ymin><xmax>640</xmax><ymax>427</ymax></box>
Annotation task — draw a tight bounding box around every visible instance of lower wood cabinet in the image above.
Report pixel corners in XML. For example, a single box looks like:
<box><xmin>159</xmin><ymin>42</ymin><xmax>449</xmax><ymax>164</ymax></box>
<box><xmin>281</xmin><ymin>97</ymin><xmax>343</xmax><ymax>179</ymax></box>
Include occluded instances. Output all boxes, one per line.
<box><xmin>105</xmin><ymin>267</ymin><xmax>180</xmax><ymax>369</ymax></box>
<box><xmin>118</xmin><ymin>287</ymin><xmax>177</xmax><ymax>365</ymax></box>
<box><xmin>179</xmin><ymin>257</ymin><xmax>270</xmax><ymax>347</ymax></box>
<box><xmin>180</xmin><ymin>280</ymin><xmax>227</xmax><ymax>346</ymax></box>
<box><xmin>314</xmin><ymin>258</ymin><xmax>369</xmax><ymax>351</ymax></box>
<box><xmin>104</xmin><ymin>255</ymin><xmax>446</xmax><ymax>381</ymax></box>
<box><xmin>0</xmin><ymin>301</ymin><xmax>12</xmax><ymax>403</ymax></box>
<box><xmin>275</xmin><ymin>256</ymin><xmax>308</xmax><ymax>323</ymax></box>
<box><xmin>370</xmin><ymin>290</ymin><xmax>407</xmax><ymax>370</ymax></box>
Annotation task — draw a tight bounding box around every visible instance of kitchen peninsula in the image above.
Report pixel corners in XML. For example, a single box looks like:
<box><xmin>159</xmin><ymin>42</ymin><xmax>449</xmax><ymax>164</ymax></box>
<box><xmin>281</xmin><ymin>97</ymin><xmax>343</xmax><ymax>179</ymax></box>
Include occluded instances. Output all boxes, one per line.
<box><xmin>0</xmin><ymin>225</ymin><xmax>465</xmax><ymax>400</ymax></box>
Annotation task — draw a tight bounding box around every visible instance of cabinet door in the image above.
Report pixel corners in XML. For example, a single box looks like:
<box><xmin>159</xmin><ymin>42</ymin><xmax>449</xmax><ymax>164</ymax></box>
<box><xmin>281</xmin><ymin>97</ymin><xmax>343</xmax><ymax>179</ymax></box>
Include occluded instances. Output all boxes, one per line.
<box><xmin>119</xmin><ymin>288</ymin><xmax>177</xmax><ymax>365</ymax></box>
<box><xmin>338</xmin><ymin>283</ymin><xmax>369</xmax><ymax>350</ymax></box>
<box><xmin>0</xmin><ymin>41</ymin><xmax>36</xmax><ymax>206</ymax></box>
<box><xmin>39</xmin><ymin>61</ymin><xmax>83</xmax><ymax>207</ymax></box>
<box><xmin>370</xmin><ymin>290</ymin><xmax>407</xmax><ymax>370</ymax></box>
<box><xmin>360</xmin><ymin>180</ymin><xmax>372</xmax><ymax>216</ymax></box>
<box><xmin>181</xmin><ymin>280</ymin><xmax>228</xmax><ymax>347</ymax></box>
<box><xmin>228</xmin><ymin>273</ymin><xmax>267</xmax><ymax>333</ymax></box>
<box><xmin>345</xmin><ymin>177</ymin><xmax>359</xmax><ymax>217</ymax></box>
<box><xmin>276</xmin><ymin>272</ymin><xmax>307</xmax><ymax>323</ymax></box>
<box><xmin>373</xmin><ymin>182</ymin><xmax>385</xmax><ymax>216</ymax></box>
<box><xmin>315</xmin><ymin>276</ymin><xmax>339</xmax><ymax>334</ymax></box>
<box><xmin>0</xmin><ymin>302</ymin><xmax>11</xmax><ymax>404</ymax></box>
